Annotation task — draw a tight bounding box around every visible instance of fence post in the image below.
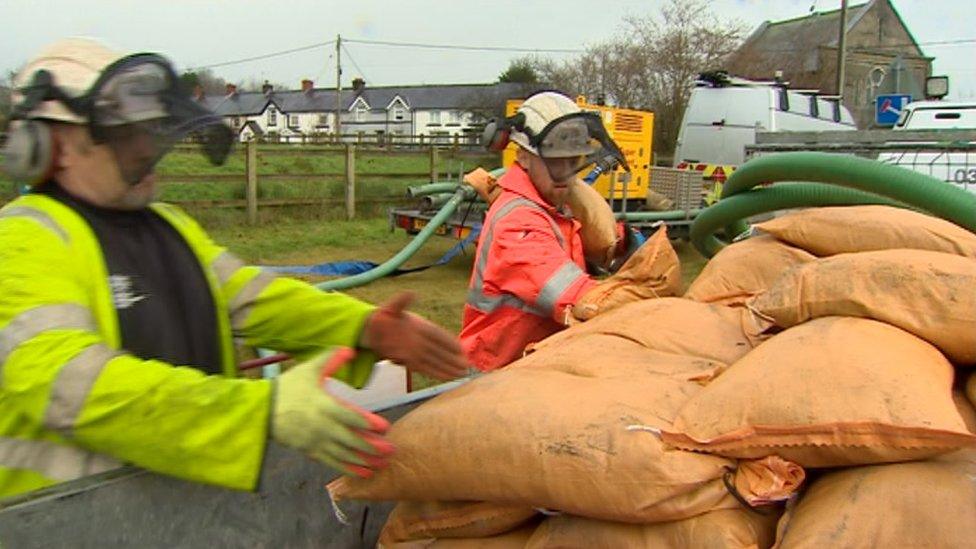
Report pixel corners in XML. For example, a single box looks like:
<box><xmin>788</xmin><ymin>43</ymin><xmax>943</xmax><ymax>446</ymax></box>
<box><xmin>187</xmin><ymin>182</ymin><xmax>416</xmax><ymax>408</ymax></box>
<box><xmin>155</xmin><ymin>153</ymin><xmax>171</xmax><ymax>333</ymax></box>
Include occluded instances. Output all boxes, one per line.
<box><xmin>429</xmin><ymin>145</ymin><xmax>438</xmax><ymax>182</ymax></box>
<box><xmin>245</xmin><ymin>138</ymin><xmax>258</xmax><ymax>225</ymax></box>
<box><xmin>345</xmin><ymin>143</ymin><xmax>356</xmax><ymax>220</ymax></box>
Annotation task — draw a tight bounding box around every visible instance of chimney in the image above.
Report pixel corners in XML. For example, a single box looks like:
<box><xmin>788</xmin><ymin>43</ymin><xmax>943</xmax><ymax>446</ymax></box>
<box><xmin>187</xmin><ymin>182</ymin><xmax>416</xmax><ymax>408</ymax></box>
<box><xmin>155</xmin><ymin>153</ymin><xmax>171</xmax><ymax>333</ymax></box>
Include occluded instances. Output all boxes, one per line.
<box><xmin>352</xmin><ymin>77</ymin><xmax>366</xmax><ymax>93</ymax></box>
<box><xmin>262</xmin><ymin>80</ymin><xmax>273</xmax><ymax>95</ymax></box>
<box><xmin>301</xmin><ymin>79</ymin><xmax>314</xmax><ymax>93</ymax></box>
<box><xmin>225</xmin><ymin>83</ymin><xmax>238</xmax><ymax>96</ymax></box>
<box><xmin>193</xmin><ymin>84</ymin><xmax>205</xmax><ymax>101</ymax></box>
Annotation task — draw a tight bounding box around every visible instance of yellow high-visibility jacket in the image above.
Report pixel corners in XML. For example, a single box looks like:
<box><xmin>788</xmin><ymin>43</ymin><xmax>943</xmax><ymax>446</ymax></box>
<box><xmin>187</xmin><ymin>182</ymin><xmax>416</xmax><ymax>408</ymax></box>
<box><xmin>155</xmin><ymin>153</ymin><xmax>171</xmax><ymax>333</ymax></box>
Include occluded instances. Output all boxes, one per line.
<box><xmin>0</xmin><ymin>194</ymin><xmax>377</xmax><ymax>498</ymax></box>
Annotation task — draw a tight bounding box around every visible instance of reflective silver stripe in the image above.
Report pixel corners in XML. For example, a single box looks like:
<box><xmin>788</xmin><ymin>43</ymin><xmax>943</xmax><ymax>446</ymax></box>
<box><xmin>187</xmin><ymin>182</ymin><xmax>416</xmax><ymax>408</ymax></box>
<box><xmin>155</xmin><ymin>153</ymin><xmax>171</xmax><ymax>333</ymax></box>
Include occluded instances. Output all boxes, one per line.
<box><xmin>229</xmin><ymin>270</ymin><xmax>277</xmax><ymax>331</ymax></box>
<box><xmin>465</xmin><ymin>287</ymin><xmax>548</xmax><ymax>316</ymax></box>
<box><xmin>0</xmin><ymin>207</ymin><xmax>69</xmax><ymax>243</ymax></box>
<box><xmin>45</xmin><ymin>344</ymin><xmax>122</xmax><ymax>434</ymax></box>
<box><xmin>466</xmin><ymin>197</ymin><xmax>569</xmax><ymax>315</ymax></box>
<box><xmin>0</xmin><ymin>304</ymin><xmax>96</xmax><ymax>366</ymax></box>
<box><xmin>536</xmin><ymin>261</ymin><xmax>587</xmax><ymax>316</ymax></box>
<box><xmin>212</xmin><ymin>251</ymin><xmax>246</xmax><ymax>286</ymax></box>
<box><xmin>0</xmin><ymin>437</ymin><xmax>120</xmax><ymax>481</ymax></box>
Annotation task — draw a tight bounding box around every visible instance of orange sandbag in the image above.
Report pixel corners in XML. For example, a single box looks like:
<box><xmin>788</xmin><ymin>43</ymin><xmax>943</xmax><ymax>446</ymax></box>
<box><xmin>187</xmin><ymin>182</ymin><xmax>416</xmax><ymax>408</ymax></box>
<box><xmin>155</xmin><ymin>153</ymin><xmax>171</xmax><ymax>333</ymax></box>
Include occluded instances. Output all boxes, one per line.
<box><xmin>663</xmin><ymin>317</ymin><xmax>976</xmax><ymax>467</ymax></box>
<box><xmin>571</xmin><ymin>226</ymin><xmax>681</xmax><ymax>322</ymax></box>
<box><xmin>463</xmin><ymin>167</ymin><xmax>502</xmax><ymax>204</ymax></box>
<box><xmin>378</xmin><ymin>501</ymin><xmax>537</xmax><ymax>543</ymax></box>
<box><xmin>746</xmin><ymin>249</ymin><xmax>976</xmax><ymax>364</ymax></box>
<box><xmin>567</xmin><ymin>178</ymin><xmax>618</xmax><ymax>269</ymax></box>
<box><xmin>379</xmin><ymin>522</ymin><xmax>540</xmax><ymax>549</ymax></box>
<box><xmin>330</xmin><ymin>352</ymin><xmax>802</xmax><ymax>523</ymax></box>
<box><xmin>774</xmin><ymin>457</ymin><xmax>976</xmax><ymax>548</ymax></box>
<box><xmin>526</xmin><ymin>508</ymin><xmax>779</xmax><ymax>549</ymax></box>
<box><xmin>533</xmin><ymin>297</ymin><xmax>754</xmax><ymax>367</ymax></box>
<box><xmin>755</xmin><ymin>205</ymin><xmax>976</xmax><ymax>257</ymax></box>
<box><xmin>684</xmin><ymin>234</ymin><xmax>814</xmax><ymax>306</ymax></box>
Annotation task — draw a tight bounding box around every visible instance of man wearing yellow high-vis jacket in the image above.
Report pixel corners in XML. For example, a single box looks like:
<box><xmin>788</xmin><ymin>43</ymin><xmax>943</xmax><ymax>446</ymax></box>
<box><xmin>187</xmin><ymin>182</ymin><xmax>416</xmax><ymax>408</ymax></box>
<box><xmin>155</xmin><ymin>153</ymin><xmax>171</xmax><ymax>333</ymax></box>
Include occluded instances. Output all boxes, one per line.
<box><xmin>0</xmin><ymin>38</ymin><xmax>470</xmax><ymax>499</ymax></box>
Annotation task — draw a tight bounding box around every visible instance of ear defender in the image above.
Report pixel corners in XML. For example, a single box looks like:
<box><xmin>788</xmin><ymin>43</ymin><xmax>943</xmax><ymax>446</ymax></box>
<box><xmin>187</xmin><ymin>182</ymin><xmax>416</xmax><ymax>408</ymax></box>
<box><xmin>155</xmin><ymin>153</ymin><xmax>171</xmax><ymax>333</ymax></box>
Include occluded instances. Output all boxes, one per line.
<box><xmin>2</xmin><ymin>70</ymin><xmax>59</xmax><ymax>186</ymax></box>
<box><xmin>2</xmin><ymin>119</ymin><xmax>55</xmax><ymax>186</ymax></box>
<box><xmin>482</xmin><ymin>112</ymin><xmax>526</xmax><ymax>152</ymax></box>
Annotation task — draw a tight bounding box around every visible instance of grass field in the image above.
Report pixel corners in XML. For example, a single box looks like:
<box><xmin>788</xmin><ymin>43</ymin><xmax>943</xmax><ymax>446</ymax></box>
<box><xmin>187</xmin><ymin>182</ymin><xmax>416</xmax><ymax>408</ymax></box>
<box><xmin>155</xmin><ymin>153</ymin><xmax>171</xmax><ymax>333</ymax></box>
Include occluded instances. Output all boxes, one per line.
<box><xmin>208</xmin><ymin>216</ymin><xmax>708</xmax><ymax>335</ymax></box>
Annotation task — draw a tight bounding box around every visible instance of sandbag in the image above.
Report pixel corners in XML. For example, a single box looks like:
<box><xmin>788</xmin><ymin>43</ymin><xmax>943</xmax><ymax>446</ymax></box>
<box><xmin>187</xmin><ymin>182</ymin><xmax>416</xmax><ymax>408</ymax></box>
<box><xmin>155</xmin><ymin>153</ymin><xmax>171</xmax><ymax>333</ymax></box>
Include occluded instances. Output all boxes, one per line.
<box><xmin>756</xmin><ymin>205</ymin><xmax>976</xmax><ymax>257</ymax></box>
<box><xmin>663</xmin><ymin>317</ymin><xmax>976</xmax><ymax>467</ymax></box>
<box><xmin>746</xmin><ymin>249</ymin><xmax>976</xmax><ymax>364</ymax></box>
<box><xmin>644</xmin><ymin>188</ymin><xmax>676</xmax><ymax>212</ymax></box>
<box><xmin>532</xmin><ymin>298</ymin><xmax>754</xmax><ymax>367</ymax></box>
<box><xmin>684</xmin><ymin>234</ymin><xmax>814</xmax><ymax>306</ymax></box>
<box><xmin>526</xmin><ymin>508</ymin><xmax>779</xmax><ymax>549</ymax></box>
<box><xmin>329</xmin><ymin>351</ymin><xmax>802</xmax><ymax>523</ymax></box>
<box><xmin>379</xmin><ymin>522</ymin><xmax>540</xmax><ymax>549</ymax></box>
<box><xmin>567</xmin><ymin>178</ymin><xmax>618</xmax><ymax>269</ymax></box>
<box><xmin>774</xmin><ymin>458</ymin><xmax>976</xmax><ymax>548</ymax></box>
<box><xmin>463</xmin><ymin>167</ymin><xmax>502</xmax><ymax>204</ymax></box>
<box><xmin>378</xmin><ymin>501</ymin><xmax>537</xmax><ymax>543</ymax></box>
<box><xmin>571</xmin><ymin>226</ymin><xmax>681</xmax><ymax>322</ymax></box>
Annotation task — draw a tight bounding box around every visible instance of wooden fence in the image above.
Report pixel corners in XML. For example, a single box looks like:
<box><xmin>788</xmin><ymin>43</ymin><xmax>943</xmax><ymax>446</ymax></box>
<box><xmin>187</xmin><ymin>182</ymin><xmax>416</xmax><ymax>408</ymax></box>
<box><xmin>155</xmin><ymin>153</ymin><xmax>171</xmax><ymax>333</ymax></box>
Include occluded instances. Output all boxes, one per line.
<box><xmin>171</xmin><ymin>140</ymin><xmax>494</xmax><ymax>224</ymax></box>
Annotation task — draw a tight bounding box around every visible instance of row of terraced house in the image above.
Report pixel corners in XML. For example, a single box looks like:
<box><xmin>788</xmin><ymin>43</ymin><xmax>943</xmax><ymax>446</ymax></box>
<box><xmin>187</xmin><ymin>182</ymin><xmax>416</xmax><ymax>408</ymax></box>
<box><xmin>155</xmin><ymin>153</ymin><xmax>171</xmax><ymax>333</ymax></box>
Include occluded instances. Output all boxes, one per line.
<box><xmin>194</xmin><ymin>79</ymin><xmax>532</xmax><ymax>143</ymax></box>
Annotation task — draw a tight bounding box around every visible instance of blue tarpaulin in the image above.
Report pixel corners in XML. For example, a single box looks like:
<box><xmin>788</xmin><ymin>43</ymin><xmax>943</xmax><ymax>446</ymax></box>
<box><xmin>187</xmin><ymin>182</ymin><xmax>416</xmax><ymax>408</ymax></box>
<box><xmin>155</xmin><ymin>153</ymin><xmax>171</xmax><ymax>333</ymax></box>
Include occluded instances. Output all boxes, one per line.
<box><xmin>264</xmin><ymin>225</ymin><xmax>482</xmax><ymax>278</ymax></box>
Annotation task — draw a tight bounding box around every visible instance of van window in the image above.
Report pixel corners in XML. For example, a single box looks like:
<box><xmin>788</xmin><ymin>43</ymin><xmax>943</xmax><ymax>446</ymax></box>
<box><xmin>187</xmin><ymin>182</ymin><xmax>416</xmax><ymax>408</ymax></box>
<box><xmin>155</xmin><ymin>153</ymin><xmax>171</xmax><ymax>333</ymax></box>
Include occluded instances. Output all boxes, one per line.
<box><xmin>777</xmin><ymin>87</ymin><xmax>789</xmax><ymax>111</ymax></box>
<box><xmin>831</xmin><ymin>100</ymin><xmax>841</xmax><ymax>122</ymax></box>
<box><xmin>809</xmin><ymin>96</ymin><xmax>819</xmax><ymax>118</ymax></box>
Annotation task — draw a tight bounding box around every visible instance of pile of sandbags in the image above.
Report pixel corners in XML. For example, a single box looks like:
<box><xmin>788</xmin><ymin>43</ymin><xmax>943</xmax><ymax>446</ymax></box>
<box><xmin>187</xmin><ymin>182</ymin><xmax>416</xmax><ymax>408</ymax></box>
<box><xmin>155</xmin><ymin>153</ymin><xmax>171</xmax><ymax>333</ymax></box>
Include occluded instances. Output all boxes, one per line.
<box><xmin>332</xmin><ymin>205</ymin><xmax>976</xmax><ymax>547</ymax></box>
<box><xmin>677</xmin><ymin>205</ymin><xmax>976</xmax><ymax>547</ymax></box>
<box><xmin>331</xmin><ymin>299</ymin><xmax>803</xmax><ymax>547</ymax></box>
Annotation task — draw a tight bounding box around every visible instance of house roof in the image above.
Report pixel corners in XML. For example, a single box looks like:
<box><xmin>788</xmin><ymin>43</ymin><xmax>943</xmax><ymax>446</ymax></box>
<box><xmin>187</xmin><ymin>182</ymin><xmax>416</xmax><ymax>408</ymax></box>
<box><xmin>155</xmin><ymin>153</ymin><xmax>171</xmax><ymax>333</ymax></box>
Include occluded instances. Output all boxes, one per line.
<box><xmin>239</xmin><ymin>120</ymin><xmax>264</xmax><ymax>136</ymax></box>
<box><xmin>740</xmin><ymin>1</ymin><xmax>872</xmax><ymax>54</ymax></box>
<box><xmin>730</xmin><ymin>0</ymin><xmax>927</xmax><ymax>78</ymax></box>
<box><xmin>197</xmin><ymin>82</ymin><xmax>535</xmax><ymax>116</ymax></box>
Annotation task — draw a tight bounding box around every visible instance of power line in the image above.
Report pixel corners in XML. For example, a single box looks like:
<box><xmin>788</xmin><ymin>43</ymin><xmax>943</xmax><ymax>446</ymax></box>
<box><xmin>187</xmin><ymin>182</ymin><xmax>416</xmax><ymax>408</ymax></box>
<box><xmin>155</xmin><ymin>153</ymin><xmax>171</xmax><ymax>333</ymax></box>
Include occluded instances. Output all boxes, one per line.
<box><xmin>748</xmin><ymin>37</ymin><xmax>976</xmax><ymax>55</ymax></box>
<box><xmin>341</xmin><ymin>43</ymin><xmax>369</xmax><ymax>83</ymax></box>
<box><xmin>343</xmin><ymin>37</ymin><xmax>583</xmax><ymax>54</ymax></box>
<box><xmin>189</xmin><ymin>40</ymin><xmax>336</xmax><ymax>70</ymax></box>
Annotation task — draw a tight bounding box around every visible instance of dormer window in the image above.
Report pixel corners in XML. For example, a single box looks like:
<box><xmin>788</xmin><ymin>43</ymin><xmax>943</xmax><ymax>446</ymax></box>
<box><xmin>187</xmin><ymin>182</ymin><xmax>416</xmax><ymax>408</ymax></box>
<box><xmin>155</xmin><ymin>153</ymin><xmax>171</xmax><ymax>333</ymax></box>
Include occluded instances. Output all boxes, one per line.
<box><xmin>268</xmin><ymin>106</ymin><xmax>277</xmax><ymax>127</ymax></box>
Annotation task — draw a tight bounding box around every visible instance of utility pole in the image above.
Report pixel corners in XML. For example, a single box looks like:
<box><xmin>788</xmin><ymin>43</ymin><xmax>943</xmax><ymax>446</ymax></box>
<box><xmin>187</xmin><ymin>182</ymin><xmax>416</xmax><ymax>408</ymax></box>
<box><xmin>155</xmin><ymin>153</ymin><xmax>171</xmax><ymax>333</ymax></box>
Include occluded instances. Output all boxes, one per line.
<box><xmin>835</xmin><ymin>0</ymin><xmax>848</xmax><ymax>100</ymax></box>
<box><xmin>335</xmin><ymin>34</ymin><xmax>342</xmax><ymax>141</ymax></box>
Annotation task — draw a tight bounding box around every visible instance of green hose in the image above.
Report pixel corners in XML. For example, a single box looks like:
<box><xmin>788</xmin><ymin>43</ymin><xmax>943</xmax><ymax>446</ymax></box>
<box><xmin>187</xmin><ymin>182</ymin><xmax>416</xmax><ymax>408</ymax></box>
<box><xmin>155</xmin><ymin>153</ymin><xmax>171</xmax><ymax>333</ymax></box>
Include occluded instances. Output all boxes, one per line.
<box><xmin>406</xmin><ymin>182</ymin><xmax>460</xmax><ymax>198</ymax></box>
<box><xmin>691</xmin><ymin>183</ymin><xmax>904</xmax><ymax>257</ymax></box>
<box><xmin>691</xmin><ymin>152</ymin><xmax>976</xmax><ymax>257</ymax></box>
<box><xmin>317</xmin><ymin>187</ymin><xmax>469</xmax><ymax>291</ymax></box>
<box><xmin>618</xmin><ymin>209</ymin><xmax>702</xmax><ymax>221</ymax></box>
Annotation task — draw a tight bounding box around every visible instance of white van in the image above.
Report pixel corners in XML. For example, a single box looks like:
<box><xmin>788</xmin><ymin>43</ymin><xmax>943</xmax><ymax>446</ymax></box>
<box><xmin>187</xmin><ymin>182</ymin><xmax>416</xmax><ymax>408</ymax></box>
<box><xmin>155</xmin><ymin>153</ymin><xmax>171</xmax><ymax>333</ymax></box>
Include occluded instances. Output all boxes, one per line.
<box><xmin>674</xmin><ymin>73</ymin><xmax>856</xmax><ymax>168</ymax></box>
<box><xmin>881</xmin><ymin>100</ymin><xmax>976</xmax><ymax>191</ymax></box>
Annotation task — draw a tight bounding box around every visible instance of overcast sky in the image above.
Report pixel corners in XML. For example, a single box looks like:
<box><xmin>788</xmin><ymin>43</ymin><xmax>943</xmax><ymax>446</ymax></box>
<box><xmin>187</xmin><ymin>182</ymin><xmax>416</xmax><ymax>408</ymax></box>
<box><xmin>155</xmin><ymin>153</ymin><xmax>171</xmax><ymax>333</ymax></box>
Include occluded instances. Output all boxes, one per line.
<box><xmin>3</xmin><ymin>0</ymin><xmax>974</xmax><ymax>99</ymax></box>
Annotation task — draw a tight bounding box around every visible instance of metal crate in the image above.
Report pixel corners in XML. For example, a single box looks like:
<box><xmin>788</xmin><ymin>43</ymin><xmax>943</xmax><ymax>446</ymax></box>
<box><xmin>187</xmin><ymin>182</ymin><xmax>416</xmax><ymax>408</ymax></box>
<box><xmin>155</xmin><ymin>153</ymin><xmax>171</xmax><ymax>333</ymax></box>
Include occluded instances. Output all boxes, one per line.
<box><xmin>649</xmin><ymin>166</ymin><xmax>707</xmax><ymax>211</ymax></box>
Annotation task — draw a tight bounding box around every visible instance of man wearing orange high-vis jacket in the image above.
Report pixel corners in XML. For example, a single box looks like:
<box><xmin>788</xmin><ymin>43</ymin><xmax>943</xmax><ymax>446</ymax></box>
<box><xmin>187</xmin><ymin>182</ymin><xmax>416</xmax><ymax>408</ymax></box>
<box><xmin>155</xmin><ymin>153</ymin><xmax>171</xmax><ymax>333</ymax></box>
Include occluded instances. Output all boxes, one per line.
<box><xmin>461</xmin><ymin>91</ymin><xmax>637</xmax><ymax>371</ymax></box>
<box><xmin>0</xmin><ymin>38</ymin><xmax>469</xmax><ymax>499</ymax></box>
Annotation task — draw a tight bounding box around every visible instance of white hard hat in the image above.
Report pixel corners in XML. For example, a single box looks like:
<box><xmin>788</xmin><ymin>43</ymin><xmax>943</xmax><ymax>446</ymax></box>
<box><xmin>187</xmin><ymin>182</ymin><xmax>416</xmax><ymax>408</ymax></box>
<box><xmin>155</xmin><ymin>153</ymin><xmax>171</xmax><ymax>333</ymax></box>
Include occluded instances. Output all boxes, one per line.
<box><xmin>13</xmin><ymin>37</ymin><xmax>125</xmax><ymax>124</ymax></box>
<box><xmin>510</xmin><ymin>92</ymin><xmax>584</xmax><ymax>156</ymax></box>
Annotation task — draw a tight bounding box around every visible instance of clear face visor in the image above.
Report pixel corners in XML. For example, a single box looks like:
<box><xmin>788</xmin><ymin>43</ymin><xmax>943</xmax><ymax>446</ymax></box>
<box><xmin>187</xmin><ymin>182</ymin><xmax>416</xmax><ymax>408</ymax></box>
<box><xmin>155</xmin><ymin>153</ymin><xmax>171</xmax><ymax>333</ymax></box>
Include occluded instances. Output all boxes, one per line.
<box><xmin>526</xmin><ymin>111</ymin><xmax>628</xmax><ymax>183</ymax></box>
<box><xmin>84</xmin><ymin>55</ymin><xmax>233</xmax><ymax>185</ymax></box>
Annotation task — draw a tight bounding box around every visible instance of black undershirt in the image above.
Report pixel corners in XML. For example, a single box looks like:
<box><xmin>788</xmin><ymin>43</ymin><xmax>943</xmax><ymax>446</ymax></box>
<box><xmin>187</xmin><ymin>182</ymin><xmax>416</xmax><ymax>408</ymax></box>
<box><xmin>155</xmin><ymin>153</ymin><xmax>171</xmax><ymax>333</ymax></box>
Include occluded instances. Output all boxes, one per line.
<box><xmin>40</xmin><ymin>184</ymin><xmax>223</xmax><ymax>374</ymax></box>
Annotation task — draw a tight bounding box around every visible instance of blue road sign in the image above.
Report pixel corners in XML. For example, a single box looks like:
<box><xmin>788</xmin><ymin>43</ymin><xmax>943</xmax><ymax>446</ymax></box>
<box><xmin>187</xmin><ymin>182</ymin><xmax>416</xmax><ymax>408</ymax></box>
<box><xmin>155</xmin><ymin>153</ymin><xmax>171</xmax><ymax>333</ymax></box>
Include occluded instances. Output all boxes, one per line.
<box><xmin>876</xmin><ymin>94</ymin><xmax>912</xmax><ymax>126</ymax></box>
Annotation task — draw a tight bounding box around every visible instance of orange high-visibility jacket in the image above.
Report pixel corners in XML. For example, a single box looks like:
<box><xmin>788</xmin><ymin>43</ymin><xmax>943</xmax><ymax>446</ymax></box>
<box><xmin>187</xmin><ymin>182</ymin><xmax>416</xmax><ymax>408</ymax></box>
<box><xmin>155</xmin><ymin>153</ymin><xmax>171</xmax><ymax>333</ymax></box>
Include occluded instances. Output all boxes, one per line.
<box><xmin>460</xmin><ymin>164</ymin><xmax>597</xmax><ymax>371</ymax></box>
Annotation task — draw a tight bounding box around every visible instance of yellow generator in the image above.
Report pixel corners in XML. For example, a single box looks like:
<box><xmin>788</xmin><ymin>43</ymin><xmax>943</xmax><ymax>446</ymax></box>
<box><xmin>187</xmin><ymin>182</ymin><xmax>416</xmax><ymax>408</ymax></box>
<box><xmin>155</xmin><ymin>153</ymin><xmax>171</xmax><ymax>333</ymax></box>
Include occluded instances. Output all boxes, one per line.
<box><xmin>501</xmin><ymin>97</ymin><xmax>654</xmax><ymax>206</ymax></box>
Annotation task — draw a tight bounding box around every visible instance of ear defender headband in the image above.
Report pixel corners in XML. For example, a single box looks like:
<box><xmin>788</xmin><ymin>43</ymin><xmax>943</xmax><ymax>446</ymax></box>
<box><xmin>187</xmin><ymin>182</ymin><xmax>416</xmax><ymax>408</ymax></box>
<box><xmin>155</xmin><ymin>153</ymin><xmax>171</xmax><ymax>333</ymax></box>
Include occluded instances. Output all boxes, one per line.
<box><xmin>2</xmin><ymin>53</ymin><xmax>234</xmax><ymax>187</ymax></box>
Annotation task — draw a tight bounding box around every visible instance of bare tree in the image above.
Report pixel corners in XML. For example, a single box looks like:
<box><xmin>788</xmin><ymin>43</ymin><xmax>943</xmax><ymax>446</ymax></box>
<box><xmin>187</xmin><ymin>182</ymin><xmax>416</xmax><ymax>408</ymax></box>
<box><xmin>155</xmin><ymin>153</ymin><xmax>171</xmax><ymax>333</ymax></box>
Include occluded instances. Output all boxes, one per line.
<box><xmin>521</xmin><ymin>0</ymin><xmax>747</xmax><ymax>155</ymax></box>
<box><xmin>626</xmin><ymin>0</ymin><xmax>748</xmax><ymax>154</ymax></box>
